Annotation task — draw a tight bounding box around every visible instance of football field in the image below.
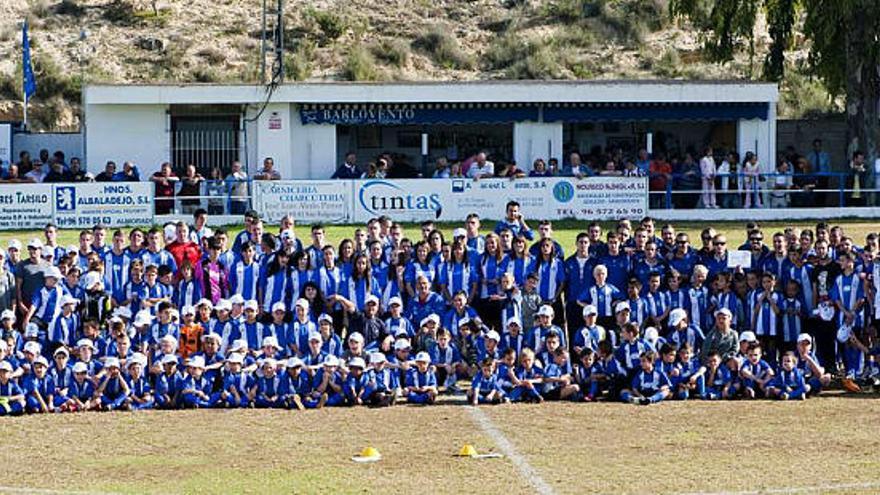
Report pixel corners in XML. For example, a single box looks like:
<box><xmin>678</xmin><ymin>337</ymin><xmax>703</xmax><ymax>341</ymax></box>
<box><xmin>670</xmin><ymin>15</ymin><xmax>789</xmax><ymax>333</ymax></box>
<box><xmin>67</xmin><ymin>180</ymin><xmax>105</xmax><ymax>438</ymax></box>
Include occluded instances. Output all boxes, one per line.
<box><xmin>2</xmin><ymin>220</ymin><xmax>880</xmax><ymax>494</ymax></box>
<box><xmin>1</xmin><ymin>395</ymin><xmax>880</xmax><ymax>494</ymax></box>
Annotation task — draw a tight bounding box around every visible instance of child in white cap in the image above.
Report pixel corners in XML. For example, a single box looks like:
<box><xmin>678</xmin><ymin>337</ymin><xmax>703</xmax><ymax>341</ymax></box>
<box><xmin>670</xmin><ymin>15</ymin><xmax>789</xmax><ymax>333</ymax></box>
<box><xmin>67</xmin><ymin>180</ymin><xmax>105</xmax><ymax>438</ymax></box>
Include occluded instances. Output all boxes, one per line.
<box><xmin>95</xmin><ymin>357</ymin><xmax>130</xmax><ymax>411</ymax></box>
<box><xmin>405</xmin><ymin>352</ymin><xmax>438</xmax><ymax>405</ymax></box>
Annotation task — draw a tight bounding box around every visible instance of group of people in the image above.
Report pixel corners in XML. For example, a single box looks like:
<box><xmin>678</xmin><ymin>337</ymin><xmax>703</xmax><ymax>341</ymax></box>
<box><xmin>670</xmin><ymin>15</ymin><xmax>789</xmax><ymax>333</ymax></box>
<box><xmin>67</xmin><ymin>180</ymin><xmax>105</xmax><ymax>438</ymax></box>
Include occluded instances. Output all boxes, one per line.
<box><xmin>2</xmin><ymin>203</ymin><xmax>879</xmax><ymax>415</ymax></box>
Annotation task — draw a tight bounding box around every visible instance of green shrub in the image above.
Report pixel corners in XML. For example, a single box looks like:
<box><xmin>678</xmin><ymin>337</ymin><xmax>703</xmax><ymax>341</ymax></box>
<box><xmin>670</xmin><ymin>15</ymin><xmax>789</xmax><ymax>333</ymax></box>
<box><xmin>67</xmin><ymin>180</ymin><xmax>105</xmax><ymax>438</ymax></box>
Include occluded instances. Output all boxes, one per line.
<box><xmin>306</xmin><ymin>8</ymin><xmax>348</xmax><ymax>43</ymax></box>
<box><xmin>651</xmin><ymin>48</ymin><xmax>682</xmax><ymax>78</ymax></box>
<box><xmin>485</xmin><ymin>32</ymin><xmax>566</xmax><ymax>79</ymax></box>
<box><xmin>285</xmin><ymin>42</ymin><xmax>314</xmax><ymax>81</ymax></box>
<box><xmin>56</xmin><ymin>0</ymin><xmax>86</xmax><ymax>17</ymax></box>
<box><xmin>0</xmin><ymin>72</ymin><xmax>17</xmax><ymax>100</ymax></box>
<box><xmin>343</xmin><ymin>45</ymin><xmax>384</xmax><ymax>81</ymax></box>
<box><xmin>412</xmin><ymin>26</ymin><xmax>474</xmax><ymax>70</ymax></box>
<box><xmin>372</xmin><ymin>39</ymin><xmax>410</xmax><ymax>68</ymax></box>
<box><xmin>197</xmin><ymin>47</ymin><xmax>227</xmax><ymax>65</ymax></box>
<box><xmin>32</xmin><ymin>55</ymin><xmax>81</xmax><ymax>101</ymax></box>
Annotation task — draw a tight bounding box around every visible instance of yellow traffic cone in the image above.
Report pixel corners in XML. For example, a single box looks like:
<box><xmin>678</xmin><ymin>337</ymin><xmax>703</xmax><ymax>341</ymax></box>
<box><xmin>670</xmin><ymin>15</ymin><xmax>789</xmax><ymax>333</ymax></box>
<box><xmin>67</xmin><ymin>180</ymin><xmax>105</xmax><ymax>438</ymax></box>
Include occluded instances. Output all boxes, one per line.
<box><xmin>457</xmin><ymin>444</ymin><xmax>478</xmax><ymax>457</ymax></box>
<box><xmin>352</xmin><ymin>446</ymin><xmax>382</xmax><ymax>463</ymax></box>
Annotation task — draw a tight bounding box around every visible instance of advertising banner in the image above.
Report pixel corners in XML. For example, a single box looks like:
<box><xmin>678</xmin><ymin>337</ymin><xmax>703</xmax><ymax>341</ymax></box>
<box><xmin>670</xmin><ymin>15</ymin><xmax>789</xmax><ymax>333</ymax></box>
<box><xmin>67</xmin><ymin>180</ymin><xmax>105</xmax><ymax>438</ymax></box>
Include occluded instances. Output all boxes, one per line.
<box><xmin>252</xmin><ymin>180</ymin><xmax>349</xmax><ymax>224</ymax></box>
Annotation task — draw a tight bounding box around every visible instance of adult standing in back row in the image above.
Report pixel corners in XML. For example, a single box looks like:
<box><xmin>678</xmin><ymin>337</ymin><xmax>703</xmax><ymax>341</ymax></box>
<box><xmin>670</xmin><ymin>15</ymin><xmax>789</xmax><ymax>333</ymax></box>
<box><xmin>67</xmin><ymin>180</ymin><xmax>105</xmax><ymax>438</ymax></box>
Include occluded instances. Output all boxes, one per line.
<box><xmin>331</xmin><ymin>152</ymin><xmax>361</xmax><ymax>179</ymax></box>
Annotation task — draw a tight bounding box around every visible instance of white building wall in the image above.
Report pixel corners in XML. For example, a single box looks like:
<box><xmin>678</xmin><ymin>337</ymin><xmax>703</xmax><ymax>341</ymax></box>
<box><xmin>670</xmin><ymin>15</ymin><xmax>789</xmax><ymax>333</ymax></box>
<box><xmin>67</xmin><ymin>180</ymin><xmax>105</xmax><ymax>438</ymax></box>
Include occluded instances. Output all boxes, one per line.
<box><xmin>85</xmin><ymin>104</ymin><xmax>168</xmax><ymax>175</ymax></box>
<box><xmin>254</xmin><ymin>103</ymin><xmax>292</xmax><ymax>179</ymax></box>
<box><xmin>737</xmin><ymin>116</ymin><xmax>774</xmax><ymax>173</ymax></box>
<box><xmin>13</xmin><ymin>132</ymin><xmax>84</xmax><ymax>164</ymax></box>
<box><xmin>290</xmin><ymin>105</ymin><xmax>337</xmax><ymax>179</ymax></box>
<box><xmin>513</xmin><ymin>122</ymin><xmax>563</xmax><ymax>170</ymax></box>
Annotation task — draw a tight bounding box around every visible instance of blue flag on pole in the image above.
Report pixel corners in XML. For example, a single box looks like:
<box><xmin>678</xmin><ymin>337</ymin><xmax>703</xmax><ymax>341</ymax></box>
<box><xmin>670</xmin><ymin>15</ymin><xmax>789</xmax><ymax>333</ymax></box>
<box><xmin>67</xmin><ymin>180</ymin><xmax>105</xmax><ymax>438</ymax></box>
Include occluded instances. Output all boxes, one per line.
<box><xmin>22</xmin><ymin>20</ymin><xmax>36</xmax><ymax>101</ymax></box>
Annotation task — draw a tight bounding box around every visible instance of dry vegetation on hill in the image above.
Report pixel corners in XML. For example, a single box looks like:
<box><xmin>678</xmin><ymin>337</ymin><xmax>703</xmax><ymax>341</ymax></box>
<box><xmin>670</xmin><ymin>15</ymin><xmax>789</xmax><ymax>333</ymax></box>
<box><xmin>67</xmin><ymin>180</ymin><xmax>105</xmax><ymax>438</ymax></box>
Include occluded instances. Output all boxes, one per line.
<box><xmin>0</xmin><ymin>0</ymin><xmax>841</xmax><ymax>131</ymax></box>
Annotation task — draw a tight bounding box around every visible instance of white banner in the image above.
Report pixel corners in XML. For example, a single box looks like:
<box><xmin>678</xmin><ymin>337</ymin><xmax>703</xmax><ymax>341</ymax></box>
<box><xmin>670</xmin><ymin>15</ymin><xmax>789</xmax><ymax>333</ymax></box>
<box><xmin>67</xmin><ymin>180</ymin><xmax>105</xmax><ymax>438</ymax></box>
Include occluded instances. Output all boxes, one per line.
<box><xmin>53</xmin><ymin>182</ymin><xmax>154</xmax><ymax>228</ymax></box>
<box><xmin>351</xmin><ymin>177</ymin><xmax>647</xmax><ymax>223</ymax></box>
<box><xmin>0</xmin><ymin>184</ymin><xmax>54</xmax><ymax>229</ymax></box>
<box><xmin>0</xmin><ymin>183</ymin><xmax>153</xmax><ymax>230</ymax></box>
<box><xmin>252</xmin><ymin>180</ymin><xmax>349</xmax><ymax>224</ymax></box>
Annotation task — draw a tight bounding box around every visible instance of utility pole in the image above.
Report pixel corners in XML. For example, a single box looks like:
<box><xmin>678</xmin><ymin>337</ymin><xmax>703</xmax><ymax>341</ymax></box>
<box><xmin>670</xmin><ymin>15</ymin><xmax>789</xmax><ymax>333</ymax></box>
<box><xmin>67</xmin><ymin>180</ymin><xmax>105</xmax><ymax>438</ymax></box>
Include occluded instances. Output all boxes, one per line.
<box><xmin>260</xmin><ymin>0</ymin><xmax>285</xmax><ymax>84</ymax></box>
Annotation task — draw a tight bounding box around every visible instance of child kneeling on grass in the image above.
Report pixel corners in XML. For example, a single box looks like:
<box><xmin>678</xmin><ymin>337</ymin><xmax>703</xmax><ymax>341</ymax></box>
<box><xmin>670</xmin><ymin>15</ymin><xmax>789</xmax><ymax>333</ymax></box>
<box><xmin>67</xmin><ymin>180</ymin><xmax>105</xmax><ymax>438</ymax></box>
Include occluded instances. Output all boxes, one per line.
<box><xmin>541</xmin><ymin>347</ymin><xmax>580</xmax><ymax>401</ymax></box>
<box><xmin>469</xmin><ymin>357</ymin><xmax>507</xmax><ymax>405</ymax></box>
<box><xmin>621</xmin><ymin>350</ymin><xmax>671</xmax><ymax>405</ymax></box>
<box><xmin>363</xmin><ymin>352</ymin><xmax>398</xmax><ymax>407</ymax></box>
<box><xmin>509</xmin><ymin>348</ymin><xmax>544</xmax><ymax>403</ymax></box>
<box><xmin>406</xmin><ymin>352</ymin><xmax>438</xmax><ymax>405</ymax></box>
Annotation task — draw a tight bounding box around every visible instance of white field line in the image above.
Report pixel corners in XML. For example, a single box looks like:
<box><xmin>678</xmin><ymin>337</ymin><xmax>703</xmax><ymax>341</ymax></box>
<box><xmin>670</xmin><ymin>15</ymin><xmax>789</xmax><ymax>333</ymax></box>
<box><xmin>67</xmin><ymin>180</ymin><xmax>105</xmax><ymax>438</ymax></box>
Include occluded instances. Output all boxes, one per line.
<box><xmin>0</xmin><ymin>486</ymin><xmax>120</xmax><ymax>495</ymax></box>
<box><xmin>466</xmin><ymin>406</ymin><xmax>556</xmax><ymax>495</ymax></box>
<box><xmin>672</xmin><ymin>480</ymin><xmax>880</xmax><ymax>495</ymax></box>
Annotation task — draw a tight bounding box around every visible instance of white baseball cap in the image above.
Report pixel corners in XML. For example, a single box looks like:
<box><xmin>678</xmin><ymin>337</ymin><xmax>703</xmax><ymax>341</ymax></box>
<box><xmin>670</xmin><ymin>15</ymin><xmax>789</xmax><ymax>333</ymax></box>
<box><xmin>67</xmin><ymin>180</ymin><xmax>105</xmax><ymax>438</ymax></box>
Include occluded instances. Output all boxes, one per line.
<box><xmin>53</xmin><ymin>347</ymin><xmax>70</xmax><ymax>357</ymax></box>
<box><xmin>537</xmin><ymin>305</ymin><xmax>554</xmax><ymax>317</ymax></box>
<box><xmin>614</xmin><ymin>301</ymin><xmax>631</xmax><ymax>314</ymax></box>
<box><xmin>181</xmin><ymin>305</ymin><xmax>196</xmax><ymax>317</ymax></box>
<box><xmin>76</xmin><ymin>338</ymin><xmax>95</xmax><ymax>350</ymax></box>
<box><xmin>583</xmin><ymin>304</ymin><xmax>598</xmax><ymax>317</ymax></box>
<box><xmin>261</xmin><ymin>336</ymin><xmax>281</xmax><ymax>350</ymax></box>
<box><xmin>134</xmin><ymin>311</ymin><xmax>153</xmax><ymax>327</ymax></box>
<box><xmin>160</xmin><ymin>334</ymin><xmax>178</xmax><ymax>347</ymax></box>
<box><xmin>229</xmin><ymin>339</ymin><xmax>248</xmax><ymax>352</ymax></box>
<box><xmin>348</xmin><ymin>357</ymin><xmax>366</xmax><ymax>369</ymax></box>
<box><xmin>394</xmin><ymin>339</ymin><xmax>411</xmax><ymax>351</ymax></box>
<box><xmin>484</xmin><ymin>330</ymin><xmax>501</xmax><ymax>342</ymax></box>
<box><xmin>7</xmin><ymin>239</ymin><xmax>22</xmax><ymax>250</ymax></box>
<box><xmin>161</xmin><ymin>354</ymin><xmax>179</xmax><ymax>365</ymax></box>
<box><xmin>318</xmin><ymin>313</ymin><xmax>333</xmax><ymax>324</ymax></box>
<box><xmin>308</xmin><ymin>331</ymin><xmax>322</xmax><ymax>342</ymax></box>
<box><xmin>388</xmin><ymin>296</ymin><xmax>403</xmax><ymax>307</ymax></box>
<box><xmin>452</xmin><ymin>228</ymin><xmax>467</xmax><ymax>238</ymax></box>
<box><xmin>104</xmin><ymin>357</ymin><xmax>121</xmax><ymax>369</ymax></box>
<box><xmin>33</xmin><ymin>356</ymin><xmax>49</xmax><ymax>368</ymax></box>
<box><xmin>186</xmin><ymin>356</ymin><xmax>206</xmax><ymax>369</ymax></box>
<box><xmin>227</xmin><ymin>353</ymin><xmax>245</xmax><ymax>365</ymax></box>
<box><xmin>348</xmin><ymin>332</ymin><xmax>364</xmax><ymax>343</ymax></box>
<box><xmin>420</xmin><ymin>314</ymin><xmax>440</xmax><ymax>327</ymax></box>
<box><xmin>23</xmin><ymin>341</ymin><xmax>41</xmax><ymax>355</ymax></box>
<box><xmin>44</xmin><ymin>267</ymin><xmax>63</xmax><ymax>280</ymax></box>
<box><xmin>201</xmin><ymin>333</ymin><xmax>221</xmax><ymax>344</ymax></box>
<box><xmin>370</xmin><ymin>352</ymin><xmax>387</xmax><ymax>364</ymax></box>
<box><xmin>323</xmin><ymin>355</ymin><xmax>340</xmax><ymax>367</ymax></box>
<box><xmin>285</xmin><ymin>357</ymin><xmax>304</xmax><ymax>368</ymax></box>
<box><xmin>229</xmin><ymin>294</ymin><xmax>245</xmax><ymax>306</ymax></box>
<box><xmin>113</xmin><ymin>306</ymin><xmax>133</xmax><ymax>319</ymax></box>
<box><xmin>294</xmin><ymin>298</ymin><xmax>310</xmax><ymax>309</ymax></box>
<box><xmin>365</xmin><ymin>294</ymin><xmax>379</xmax><ymax>306</ymax></box>
<box><xmin>60</xmin><ymin>295</ymin><xmax>79</xmax><ymax>307</ymax></box>
<box><xmin>739</xmin><ymin>331</ymin><xmax>757</xmax><ymax>343</ymax></box>
<box><xmin>272</xmin><ymin>302</ymin><xmax>286</xmax><ymax>313</ymax></box>
<box><xmin>244</xmin><ymin>300</ymin><xmax>259</xmax><ymax>312</ymax></box>
<box><xmin>797</xmin><ymin>333</ymin><xmax>813</xmax><ymax>344</ymax></box>
<box><xmin>196</xmin><ymin>298</ymin><xmax>214</xmax><ymax>309</ymax></box>
<box><xmin>28</xmin><ymin>238</ymin><xmax>44</xmax><ymax>249</ymax></box>
<box><xmin>643</xmin><ymin>327</ymin><xmax>659</xmax><ymax>343</ymax></box>
<box><xmin>261</xmin><ymin>357</ymin><xmax>277</xmax><ymax>369</ymax></box>
<box><xmin>414</xmin><ymin>351</ymin><xmax>431</xmax><ymax>363</ymax></box>
<box><xmin>0</xmin><ymin>361</ymin><xmax>12</xmax><ymax>372</ymax></box>
<box><xmin>714</xmin><ymin>308</ymin><xmax>732</xmax><ymax>319</ymax></box>
<box><xmin>668</xmin><ymin>308</ymin><xmax>688</xmax><ymax>327</ymax></box>
<box><xmin>215</xmin><ymin>299</ymin><xmax>232</xmax><ymax>312</ymax></box>
<box><xmin>71</xmin><ymin>362</ymin><xmax>88</xmax><ymax>373</ymax></box>
<box><xmin>507</xmin><ymin>317</ymin><xmax>522</xmax><ymax>328</ymax></box>
<box><xmin>0</xmin><ymin>309</ymin><xmax>15</xmax><ymax>322</ymax></box>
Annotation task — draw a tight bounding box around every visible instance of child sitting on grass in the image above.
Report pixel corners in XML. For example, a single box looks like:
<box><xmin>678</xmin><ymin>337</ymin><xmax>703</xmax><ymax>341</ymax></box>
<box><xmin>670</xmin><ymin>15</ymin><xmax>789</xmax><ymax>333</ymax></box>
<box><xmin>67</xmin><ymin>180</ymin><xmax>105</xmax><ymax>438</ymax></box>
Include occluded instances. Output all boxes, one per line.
<box><xmin>621</xmin><ymin>350</ymin><xmax>671</xmax><ymax>405</ymax></box>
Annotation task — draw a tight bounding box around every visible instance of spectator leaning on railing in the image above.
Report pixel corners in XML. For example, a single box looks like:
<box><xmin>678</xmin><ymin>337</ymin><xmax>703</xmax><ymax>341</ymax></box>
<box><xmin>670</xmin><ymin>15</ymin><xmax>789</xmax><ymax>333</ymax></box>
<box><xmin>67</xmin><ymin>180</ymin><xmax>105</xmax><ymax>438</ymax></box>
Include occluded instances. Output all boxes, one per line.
<box><xmin>224</xmin><ymin>161</ymin><xmax>249</xmax><ymax>215</ymax></box>
<box><xmin>254</xmin><ymin>157</ymin><xmax>281</xmax><ymax>181</ymax></box>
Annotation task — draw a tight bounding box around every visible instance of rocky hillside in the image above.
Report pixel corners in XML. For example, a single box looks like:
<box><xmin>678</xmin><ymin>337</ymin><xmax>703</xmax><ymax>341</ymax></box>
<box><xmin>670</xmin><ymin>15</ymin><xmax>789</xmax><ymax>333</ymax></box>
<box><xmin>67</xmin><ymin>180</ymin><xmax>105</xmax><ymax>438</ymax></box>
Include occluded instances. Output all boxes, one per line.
<box><xmin>0</xmin><ymin>0</ymin><xmax>841</xmax><ymax>131</ymax></box>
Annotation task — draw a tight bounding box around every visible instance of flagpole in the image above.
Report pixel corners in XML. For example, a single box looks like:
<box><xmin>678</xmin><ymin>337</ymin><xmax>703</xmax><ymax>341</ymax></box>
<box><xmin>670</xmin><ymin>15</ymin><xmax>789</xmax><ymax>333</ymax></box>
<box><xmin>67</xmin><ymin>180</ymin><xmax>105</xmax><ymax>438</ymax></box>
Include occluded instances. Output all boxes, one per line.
<box><xmin>22</xmin><ymin>86</ymin><xmax>28</xmax><ymax>131</ymax></box>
